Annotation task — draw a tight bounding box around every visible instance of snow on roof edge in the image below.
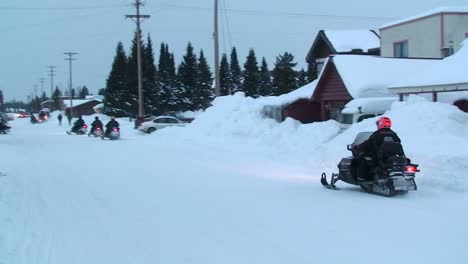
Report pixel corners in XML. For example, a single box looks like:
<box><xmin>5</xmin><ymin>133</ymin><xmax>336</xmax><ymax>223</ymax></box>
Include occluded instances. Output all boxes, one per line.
<box><xmin>381</xmin><ymin>6</ymin><xmax>468</xmax><ymax>29</ymax></box>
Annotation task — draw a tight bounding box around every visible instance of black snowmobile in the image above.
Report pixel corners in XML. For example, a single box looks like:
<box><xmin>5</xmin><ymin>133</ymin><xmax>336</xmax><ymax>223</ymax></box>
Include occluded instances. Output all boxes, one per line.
<box><xmin>321</xmin><ymin>132</ymin><xmax>418</xmax><ymax>197</ymax></box>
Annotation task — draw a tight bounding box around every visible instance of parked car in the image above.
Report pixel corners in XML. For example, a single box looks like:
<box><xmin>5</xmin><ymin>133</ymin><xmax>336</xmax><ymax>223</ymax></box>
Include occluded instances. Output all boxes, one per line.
<box><xmin>138</xmin><ymin>116</ymin><xmax>187</xmax><ymax>133</ymax></box>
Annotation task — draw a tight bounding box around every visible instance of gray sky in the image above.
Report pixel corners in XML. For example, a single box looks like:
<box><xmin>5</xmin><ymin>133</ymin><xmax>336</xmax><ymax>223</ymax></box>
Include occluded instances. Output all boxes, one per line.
<box><xmin>1</xmin><ymin>0</ymin><xmax>466</xmax><ymax>101</ymax></box>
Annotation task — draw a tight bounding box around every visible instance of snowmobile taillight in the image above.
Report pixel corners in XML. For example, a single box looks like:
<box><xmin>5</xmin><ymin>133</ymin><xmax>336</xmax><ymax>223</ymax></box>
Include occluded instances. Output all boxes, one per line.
<box><xmin>83</xmin><ymin>125</ymin><xmax>88</xmax><ymax>128</ymax></box>
<box><xmin>112</xmin><ymin>128</ymin><xmax>118</xmax><ymax>132</ymax></box>
<box><xmin>96</xmin><ymin>127</ymin><xmax>101</xmax><ymax>130</ymax></box>
<box><xmin>404</xmin><ymin>166</ymin><xmax>417</xmax><ymax>173</ymax></box>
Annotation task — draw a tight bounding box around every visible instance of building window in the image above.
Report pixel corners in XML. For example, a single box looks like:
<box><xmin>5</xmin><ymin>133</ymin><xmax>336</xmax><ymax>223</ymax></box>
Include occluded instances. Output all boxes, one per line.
<box><xmin>393</xmin><ymin>41</ymin><xmax>408</xmax><ymax>58</ymax></box>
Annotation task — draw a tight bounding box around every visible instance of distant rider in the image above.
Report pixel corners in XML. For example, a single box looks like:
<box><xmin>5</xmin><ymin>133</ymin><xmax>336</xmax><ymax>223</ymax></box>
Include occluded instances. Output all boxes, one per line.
<box><xmin>71</xmin><ymin>116</ymin><xmax>85</xmax><ymax>133</ymax></box>
<box><xmin>353</xmin><ymin>116</ymin><xmax>402</xmax><ymax>180</ymax></box>
<box><xmin>104</xmin><ymin>116</ymin><xmax>119</xmax><ymax>138</ymax></box>
<box><xmin>89</xmin><ymin>116</ymin><xmax>103</xmax><ymax>135</ymax></box>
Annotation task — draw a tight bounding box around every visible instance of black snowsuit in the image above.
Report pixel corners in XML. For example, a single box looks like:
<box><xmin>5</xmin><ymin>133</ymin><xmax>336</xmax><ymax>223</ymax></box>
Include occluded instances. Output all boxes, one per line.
<box><xmin>354</xmin><ymin>128</ymin><xmax>402</xmax><ymax>180</ymax></box>
<box><xmin>104</xmin><ymin>120</ymin><xmax>120</xmax><ymax>137</ymax></box>
<box><xmin>72</xmin><ymin>118</ymin><xmax>85</xmax><ymax>133</ymax></box>
<box><xmin>90</xmin><ymin>120</ymin><xmax>103</xmax><ymax>133</ymax></box>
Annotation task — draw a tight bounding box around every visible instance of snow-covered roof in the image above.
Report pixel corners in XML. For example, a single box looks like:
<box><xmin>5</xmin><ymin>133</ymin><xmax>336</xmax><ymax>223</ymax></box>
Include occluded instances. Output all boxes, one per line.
<box><xmin>63</xmin><ymin>99</ymin><xmax>101</xmax><ymax>108</ymax></box>
<box><xmin>330</xmin><ymin>55</ymin><xmax>440</xmax><ymax>98</ymax></box>
<box><xmin>341</xmin><ymin>97</ymin><xmax>398</xmax><ymax>114</ymax></box>
<box><xmin>381</xmin><ymin>6</ymin><xmax>468</xmax><ymax>29</ymax></box>
<box><xmin>390</xmin><ymin>39</ymin><xmax>468</xmax><ymax>90</ymax></box>
<box><xmin>324</xmin><ymin>30</ymin><xmax>380</xmax><ymax>52</ymax></box>
<box><xmin>260</xmin><ymin>80</ymin><xmax>317</xmax><ymax>107</ymax></box>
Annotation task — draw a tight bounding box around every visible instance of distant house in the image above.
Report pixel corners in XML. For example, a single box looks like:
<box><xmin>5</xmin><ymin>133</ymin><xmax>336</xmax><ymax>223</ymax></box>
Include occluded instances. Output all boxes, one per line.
<box><xmin>262</xmin><ymin>81</ymin><xmax>321</xmax><ymax>123</ymax></box>
<box><xmin>389</xmin><ymin>39</ymin><xmax>468</xmax><ymax>112</ymax></box>
<box><xmin>63</xmin><ymin>99</ymin><xmax>102</xmax><ymax>117</ymax></box>
<box><xmin>380</xmin><ymin>7</ymin><xmax>468</xmax><ymax>58</ymax></box>
<box><xmin>311</xmin><ymin>55</ymin><xmax>439</xmax><ymax>121</ymax></box>
<box><xmin>305</xmin><ymin>30</ymin><xmax>380</xmax><ymax>75</ymax></box>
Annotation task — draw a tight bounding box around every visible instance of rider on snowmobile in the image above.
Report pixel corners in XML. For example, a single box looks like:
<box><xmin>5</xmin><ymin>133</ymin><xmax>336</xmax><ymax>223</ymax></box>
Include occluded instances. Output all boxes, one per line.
<box><xmin>89</xmin><ymin>116</ymin><xmax>103</xmax><ymax>135</ymax></box>
<box><xmin>353</xmin><ymin>116</ymin><xmax>402</xmax><ymax>180</ymax></box>
<box><xmin>71</xmin><ymin>116</ymin><xmax>86</xmax><ymax>133</ymax></box>
<box><xmin>104</xmin><ymin>116</ymin><xmax>119</xmax><ymax>138</ymax></box>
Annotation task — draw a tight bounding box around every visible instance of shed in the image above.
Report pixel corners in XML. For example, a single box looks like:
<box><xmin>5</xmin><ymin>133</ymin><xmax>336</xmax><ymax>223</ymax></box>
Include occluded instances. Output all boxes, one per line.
<box><xmin>262</xmin><ymin>80</ymin><xmax>320</xmax><ymax>123</ymax></box>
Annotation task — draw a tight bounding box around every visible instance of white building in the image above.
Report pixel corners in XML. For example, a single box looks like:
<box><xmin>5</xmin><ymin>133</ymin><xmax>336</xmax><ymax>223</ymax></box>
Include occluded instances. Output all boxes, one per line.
<box><xmin>380</xmin><ymin>7</ymin><xmax>468</xmax><ymax>58</ymax></box>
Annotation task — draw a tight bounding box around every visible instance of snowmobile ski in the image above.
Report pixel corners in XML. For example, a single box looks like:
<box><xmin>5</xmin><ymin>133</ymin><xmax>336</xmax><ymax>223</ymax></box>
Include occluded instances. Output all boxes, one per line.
<box><xmin>321</xmin><ymin>173</ymin><xmax>340</xmax><ymax>190</ymax></box>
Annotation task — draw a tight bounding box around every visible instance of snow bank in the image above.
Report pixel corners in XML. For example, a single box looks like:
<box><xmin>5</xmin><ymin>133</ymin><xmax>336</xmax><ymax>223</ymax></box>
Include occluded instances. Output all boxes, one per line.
<box><xmin>156</xmin><ymin>92</ymin><xmax>468</xmax><ymax>192</ymax></box>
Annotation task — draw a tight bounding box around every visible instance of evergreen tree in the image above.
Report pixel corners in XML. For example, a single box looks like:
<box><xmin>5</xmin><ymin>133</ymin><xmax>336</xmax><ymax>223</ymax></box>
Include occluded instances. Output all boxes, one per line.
<box><xmin>272</xmin><ymin>52</ymin><xmax>298</xmax><ymax>95</ymax></box>
<box><xmin>177</xmin><ymin>42</ymin><xmax>198</xmax><ymax>110</ymax></box>
<box><xmin>258</xmin><ymin>57</ymin><xmax>273</xmax><ymax>96</ymax></box>
<box><xmin>104</xmin><ymin>42</ymin><xmax>128</xmax><ymax>111</ymax></box>
<box><xmin>52</xmin><ymin>87</ymin><xmax>63</xmax><ymax>111</ymax></box>
<box><xmin>98</xmin><ymin>88</ymin><xmax>105</xmax><ymax>96</ymax></box>
<box><xmin>79</xmin><ymin>86</ymin><xmax>90</xmax><ymax>99</ymax></box>
<box><xmin>230</xmin><ymin>47</ymin><xmax>242</xmax><ymax>93</ymax></box>
<box><xmin>126</xmin><ymin>31</ymin><xmax>145</xmax><ymax>115</ymax></box>
<box><xmin>195</xmin><ymin>50</ymin><xmax>214</xmax><ymax>109</ymax></box>
<box><xmin>143</xmin><ymin>34</ymin><xmax>160</xmax><ymax>114</ymax></box>
<box><xmin>158</xmin><ymin>43</ymin><xmax>171</xmax><ymax>82</ymax></box>
<box><xmin>40</xmin><ymin>91</ymin><xmax>48</xmax><ymax>109</ymax></box>
<box><xmin>296</xmin><ymin>69</ymin><xmax>309</xmax><ymax>87</ymax></box>
<box><xmin>219</xmin><ymin>53</ymin><xmax>232</xmax><ymax>96</ymax></box>
<box><xmin>242</xmin><ymin>49</ymin><xmax>260</xmax><ymax>97</ymax></box>
<box><xmin>306</xmin><ymin>62</ymin><xmax>318</xmax><ymax>82</ymax></box>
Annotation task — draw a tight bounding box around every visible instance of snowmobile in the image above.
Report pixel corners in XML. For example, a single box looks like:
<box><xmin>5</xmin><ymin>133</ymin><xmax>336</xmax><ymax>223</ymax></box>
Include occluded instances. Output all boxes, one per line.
<box><xmin>102</xmin><ymin>127</ymin><xmax>120</xmax><ymax>140</ymax></box>
<box><xmin>67</xmin><ymin>125</ymin><xmax>88</xmax><ymax>135</ymax></box>
<box><xmin>88</xmin><ymin>126</ymin><xmax>104</xmax><ymax>138</ymax></box>
<box><xmin>321</xmin><ymin>132</ymin><xmax>418</xmax><ymax>197</ymax></box>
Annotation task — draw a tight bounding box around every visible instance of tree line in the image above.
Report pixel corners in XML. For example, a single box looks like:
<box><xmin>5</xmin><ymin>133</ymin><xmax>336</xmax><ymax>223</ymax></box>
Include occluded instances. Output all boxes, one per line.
<box><xmin>103</xmin><ymin>31</ymin><xmax>316</xmax><ymax>116</ymax></box>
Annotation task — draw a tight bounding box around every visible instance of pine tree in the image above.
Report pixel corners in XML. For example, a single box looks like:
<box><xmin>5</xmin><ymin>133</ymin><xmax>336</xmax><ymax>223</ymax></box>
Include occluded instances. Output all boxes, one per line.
<box><xmin>104</xmin><ymin>42</ymin><xmax>128</xmax><ymax>111</ymax></box>
<box><xmin>126</xmin><ymin>31</ymin><xmax>145</xmax><ymax>115</ymax></box>
<box><xmin>98</xmin><ymin>88</ymin><xmax>105</xmax><ymax>96</ymax></box>
<box><xmin>296</xmin><ymin>69</ymin><xmax>309</xmax><ymax>87</ymax></box>
<box><xmin>79</xmin><ymin>86</ymin><xmax>90</xmax><ymax>99</ymax></box>
<box><xmin>230</xmin><ymin>47</ymin><xmax>242</xmax><ymax>94</ymax></box>
<box><xmin>258</xmin><ymin>57</ymin><xmax>273</xmax><ymax>96</ymax></box>
<box><xmin>143</xmin><ymin>34</ymin><xmax>160</xmax><ymax>115</ymax></box>
<box><xmin>219</xmin><ymin>53</ymin><xmax>232</xmax><ymax>96</ymax></box>
<box><xmin>195</xmin><ymin>50</ymin><xmax>214</xmax><ymax>109</ymax></box>
<box><xmin>52</xmin><ymin>86</ymin><xmax>63</xmax><ymax>111</ymax></box>
<box><xmin>177</xmin><ymin>42</ymin><xmax>198</xmax><ymax>111</ymax></box>
<box><xmin>272</xmin><ymin>52</ymin><xmax>298</xmax><ymax>95</ymax></box>
<box><xmin>306</xmin><ymin>62</ymin><xmax>318</xmax><ymax>82</ymax></box>
<box><xmin>242</xmin><ymin>49</ymin><xmax>260</xmax><ymax>97</ymax></box>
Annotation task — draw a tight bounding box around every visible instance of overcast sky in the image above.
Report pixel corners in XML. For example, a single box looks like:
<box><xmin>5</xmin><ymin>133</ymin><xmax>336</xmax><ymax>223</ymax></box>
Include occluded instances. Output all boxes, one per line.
<box><xmin>1</xmin><ymin>0</ymin><xmax>467</xmax><ymax>101</ymax></box>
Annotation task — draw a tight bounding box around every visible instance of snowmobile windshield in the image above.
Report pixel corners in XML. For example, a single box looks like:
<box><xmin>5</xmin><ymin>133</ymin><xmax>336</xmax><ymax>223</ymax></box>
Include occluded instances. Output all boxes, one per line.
<box><xmin>353</xmin><ymin>132</ymin><xmax>373</xmax><ymax>146</ymax></box>
<box><xmin>340</xmin><ymin>114</ymin><xmax>354</xmax><ymax>124</ymax></box>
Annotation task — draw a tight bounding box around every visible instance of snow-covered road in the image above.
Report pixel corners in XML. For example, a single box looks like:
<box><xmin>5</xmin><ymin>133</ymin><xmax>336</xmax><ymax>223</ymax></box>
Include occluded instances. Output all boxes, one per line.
<box><xmin>1</xmin><ymin>117</ymin><xmax>467</xmax><ymax>264</ymax></box>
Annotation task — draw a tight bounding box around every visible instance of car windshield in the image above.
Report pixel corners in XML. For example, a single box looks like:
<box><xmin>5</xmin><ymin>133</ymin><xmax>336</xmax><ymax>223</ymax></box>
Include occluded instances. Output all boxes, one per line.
<box><xmin>340</xmin><ymin>114</ymin><xmax>354</xmax><ymax>124</ymax></box>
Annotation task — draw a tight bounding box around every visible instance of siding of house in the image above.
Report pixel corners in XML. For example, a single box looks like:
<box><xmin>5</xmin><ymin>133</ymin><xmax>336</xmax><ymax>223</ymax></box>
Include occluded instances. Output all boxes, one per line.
<box><xmin>380</xmin><ymin>15</ymin><xmax>441</xmax><ymax>58</ymax></box>
<box><xmin>443</xmin><ymin>14</ymin><xmax>468</xmax><ymax>52</ymax></box>
<box><xmin>312</xmin><ymin>61</ymin><xmax>353</xmax><ymax>120</ymax></box>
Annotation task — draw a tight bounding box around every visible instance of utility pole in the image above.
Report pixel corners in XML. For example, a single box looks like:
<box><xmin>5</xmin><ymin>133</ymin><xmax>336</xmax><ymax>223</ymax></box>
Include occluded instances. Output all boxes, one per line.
<box><xmin>39</xmin><ymin>77</ymin><xmax>46</xmax><ymax>110</ymax></box>
<box><xmin>33</xmin><ymin>84</ymin><xmax>39</xmax><ymax>112</ymax></box>
<box><xmin>126</xmin><ymin>0</ymin><xmax>150</xmax><ymax>121</ymax></box>
<box><xmin>64</xmin><ymin>52</ymin><xmax>77</xmax><ymax>118</ymax></box>
<box><xmin>48</xmin><ymin>66</ymin><xmax>56</xmax><ymax>97</ymax></box>
<box><xmin>213</xmin><ymin>0</ymin><xmax>220</xmax><ymax>96</ymax></box>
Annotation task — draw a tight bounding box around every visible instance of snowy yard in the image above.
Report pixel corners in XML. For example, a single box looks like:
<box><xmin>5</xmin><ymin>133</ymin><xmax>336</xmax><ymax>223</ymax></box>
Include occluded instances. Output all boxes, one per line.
<box><xmin>1</xmin><ymin>96</ymin><xmax>468</xmax><ymax>263</ymax></box>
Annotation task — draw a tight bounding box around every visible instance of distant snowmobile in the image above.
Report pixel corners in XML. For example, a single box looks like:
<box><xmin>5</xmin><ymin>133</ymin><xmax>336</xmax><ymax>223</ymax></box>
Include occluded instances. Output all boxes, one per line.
<box><xmin>67</xmin><ymin>125</ymin><xmax>88</xmax><ymax>135</ymax></box>
<box><xmin>321</xmin><ymin>132</ymin><xmax>418</xmax><ymax>197</ymax></box>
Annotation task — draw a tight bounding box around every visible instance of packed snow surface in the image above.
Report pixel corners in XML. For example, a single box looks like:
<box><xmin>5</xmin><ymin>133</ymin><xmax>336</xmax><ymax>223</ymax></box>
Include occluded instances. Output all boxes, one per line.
<box><xmin>1</xmin><ymin>94</ymin><xmax>468</xmax><ymax>263</ymax></box>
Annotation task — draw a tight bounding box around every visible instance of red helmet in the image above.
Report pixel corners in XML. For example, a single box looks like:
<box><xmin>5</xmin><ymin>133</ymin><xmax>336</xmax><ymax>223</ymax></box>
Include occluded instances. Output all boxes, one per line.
<box><xmin>376</xmin><ymin>116</ymin><xmax>392</xmax><ymax>130</ymax></box>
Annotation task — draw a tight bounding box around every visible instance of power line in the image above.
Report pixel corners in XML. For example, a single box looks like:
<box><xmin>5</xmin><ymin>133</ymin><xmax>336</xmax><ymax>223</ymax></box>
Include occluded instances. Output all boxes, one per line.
<box><xmin>151</xmin><ymin>4</ymin><xmax>397</xmax><ymax>21</ymax></box>
<box><xmin>0</xmin><ymin>4</ymin><xmax>128</xmax><ymax>11</ymax></box>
